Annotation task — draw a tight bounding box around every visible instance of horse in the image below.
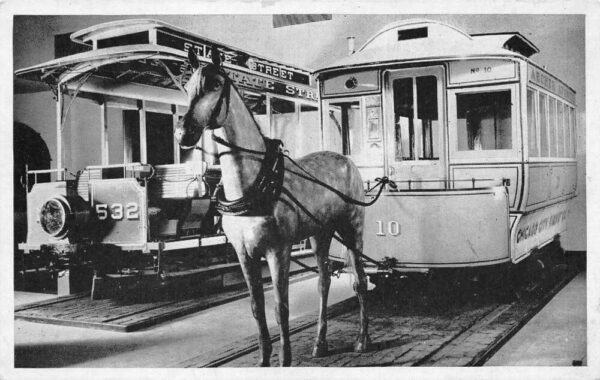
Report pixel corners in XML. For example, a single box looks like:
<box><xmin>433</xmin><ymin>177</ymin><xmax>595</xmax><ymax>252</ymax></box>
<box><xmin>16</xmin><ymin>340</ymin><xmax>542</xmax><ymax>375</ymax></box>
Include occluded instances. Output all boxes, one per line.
<box><xmin>174</xmin><ymin>48</ymin><xmax>370</xmax><ymax>367</ymax></box>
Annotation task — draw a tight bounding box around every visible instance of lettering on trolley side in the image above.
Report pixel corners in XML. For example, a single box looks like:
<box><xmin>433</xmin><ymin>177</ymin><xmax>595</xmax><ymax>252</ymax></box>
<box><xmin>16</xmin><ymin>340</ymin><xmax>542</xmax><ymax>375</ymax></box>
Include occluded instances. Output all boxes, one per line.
<box><xmin>516</xmin><ymin>210</ymin><xmax>568</xmax><ymax>243</ymax></box>
<box><xmin>449</xmin><ymin>59</ymin><xmax>516</xmax><ymax>85</ymax></box>
<box><xmin>528</xmin><ymin>65</ymin><xmax>576</xmax><ymax>104</ymax></box>
<box><xmin>470</xmin><ymin>66</ymin><xmax>492</xmax><ymax>74</ymax></box>
<box><xmin>376</xmin><ymin>220</ymin><xmax>401</xmax><ymax>237</ymax></box>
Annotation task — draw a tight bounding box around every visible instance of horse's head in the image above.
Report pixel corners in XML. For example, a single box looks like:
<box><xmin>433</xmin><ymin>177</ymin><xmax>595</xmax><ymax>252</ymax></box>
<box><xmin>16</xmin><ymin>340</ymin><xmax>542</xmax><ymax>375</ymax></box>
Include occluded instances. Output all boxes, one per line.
<box><xmin>175</xmin><ymin>48</ymin><xmax>229</xmax><ymax>149</ymax></box>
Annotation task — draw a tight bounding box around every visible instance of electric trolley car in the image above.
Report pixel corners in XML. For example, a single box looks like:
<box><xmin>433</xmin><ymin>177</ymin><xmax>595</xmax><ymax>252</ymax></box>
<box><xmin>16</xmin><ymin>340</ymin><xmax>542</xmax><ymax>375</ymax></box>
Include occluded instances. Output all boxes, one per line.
<box><xmin>15</xmin><ymin>19</ymin><xmax>320</xmax><ymax>295</ymax></box>
<box><xmin>316</xmin><ymin>19</ymin><xmax>577</xmax><ymax>282</ymax></box>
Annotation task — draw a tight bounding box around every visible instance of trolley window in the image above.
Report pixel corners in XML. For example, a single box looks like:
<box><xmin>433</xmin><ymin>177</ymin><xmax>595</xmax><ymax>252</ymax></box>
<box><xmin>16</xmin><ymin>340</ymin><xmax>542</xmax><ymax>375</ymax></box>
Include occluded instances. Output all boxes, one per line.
<box><xmin>456</xmin><ymin>90</ymin><xmax>512</xmax><ymax>151</ymax></box>
<box><xmin>269</xmin><ymin>96</ymin><xmax>321</xmax><ymax>157</ymax></box>
<box><xmin>271</xmin><ymin>97</ymin><xmax>296</xmax><ymax>148</ymax></box>
<box><xmin>298</xmin><ymin>104</ymin><xmax>319</xmax><ymax>157</ymax></box>
<box><xmin>328</xmin><ymin>101</ymin><xmax>363</xmax><ymax>157</ymax></box>
<box><xmin>393</xmin><ymin>75</ymin><xmax>439</xmax><ymax>161</ymax></box>
<box><xmin>563</xmin><ymin>103</ymin><xmax>571</xmax><ymax>158</ymax></box>
<box><xmin>539</xmin><ymin>92</ymin><xmax>549</xmax><ymax>157</ymax></box>
<box><xmin>557</xmin><ymin>102</ymin><xmax>565</xmax><ymax>157</ymax></box>
<box><xmin>548</xmin><ymin>97</ymin><xmax>557</xmax><ymax>157</ymax></box>
<box><xmin>527</xmin><ymin>89</ymin><xmax>538</xmax><ymax>156</ymax></box>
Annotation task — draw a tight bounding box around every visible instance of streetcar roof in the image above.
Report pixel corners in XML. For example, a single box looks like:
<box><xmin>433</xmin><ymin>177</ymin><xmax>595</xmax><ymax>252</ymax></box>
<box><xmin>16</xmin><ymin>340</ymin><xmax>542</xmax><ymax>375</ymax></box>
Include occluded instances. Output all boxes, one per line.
<box><xmin>15</xmin><ymin>18</ymin><xmax>313</xmax><ymax>90</ymax></box>
<box><xmin>314</xmin><ymin>19</ymin><xmax>539</xmax><ymax>75</ymax></box>
<box><xmin>69</xmin><ymin>18</ymin><xmax>311</xmax><ymax>75</ymax></box>
<box><xmin>15</xmin><ymin>44</ymin><xmax>188</xmax><ymax>90</ymax></box>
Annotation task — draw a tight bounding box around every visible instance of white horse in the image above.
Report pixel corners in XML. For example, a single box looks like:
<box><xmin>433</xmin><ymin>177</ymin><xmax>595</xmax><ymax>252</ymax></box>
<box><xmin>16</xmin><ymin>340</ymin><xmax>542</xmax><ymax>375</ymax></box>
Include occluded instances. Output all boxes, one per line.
<box><xmin>174</xmin><ymin>49</ymin><xmax>369</xmax><ymax>367</ymax></box>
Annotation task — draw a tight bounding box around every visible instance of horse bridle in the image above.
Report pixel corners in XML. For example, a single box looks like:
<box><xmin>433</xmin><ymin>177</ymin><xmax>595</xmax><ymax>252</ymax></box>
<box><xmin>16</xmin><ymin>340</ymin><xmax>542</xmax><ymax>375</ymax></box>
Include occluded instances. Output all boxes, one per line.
<box><xmin>191</xmin><ymin>64</ymin><xmax>269</xmax><ymax>156</ymax></box>
<box><xmin>204</xmin><ymin>65</ymin><xmax>232</xmax><ymax>130</ymax></box>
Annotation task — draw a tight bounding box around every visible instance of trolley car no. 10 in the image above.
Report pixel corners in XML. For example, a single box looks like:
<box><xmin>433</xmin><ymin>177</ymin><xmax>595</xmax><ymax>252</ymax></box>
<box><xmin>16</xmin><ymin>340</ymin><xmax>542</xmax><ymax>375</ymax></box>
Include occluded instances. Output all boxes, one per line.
<box><xmin>316</xmin><ymin>19</ymin><xmax>577</xmax><ymax>281</ymax></box>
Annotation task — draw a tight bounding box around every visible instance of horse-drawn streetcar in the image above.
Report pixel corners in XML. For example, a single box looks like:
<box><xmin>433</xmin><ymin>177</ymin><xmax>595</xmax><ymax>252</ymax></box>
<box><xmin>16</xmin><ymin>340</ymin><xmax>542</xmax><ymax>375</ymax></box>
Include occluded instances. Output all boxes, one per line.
<box><xmin>315</xmin><ymin>19</ymin><xmax>577</xmax><ymax>280</ymax></box>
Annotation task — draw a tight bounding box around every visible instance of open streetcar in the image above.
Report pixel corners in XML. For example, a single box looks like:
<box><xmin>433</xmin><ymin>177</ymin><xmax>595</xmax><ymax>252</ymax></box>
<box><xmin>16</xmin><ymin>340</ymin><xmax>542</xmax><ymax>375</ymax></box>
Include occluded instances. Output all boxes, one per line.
<box><xmin>15</xmin><ymin>19</ymin><xmax>320</xmax><ymax>296</ymax></box>
<box><xmin>316</xmin><ymin>19</ymin><xmax>577</xmax><ymax>283</ymax></box>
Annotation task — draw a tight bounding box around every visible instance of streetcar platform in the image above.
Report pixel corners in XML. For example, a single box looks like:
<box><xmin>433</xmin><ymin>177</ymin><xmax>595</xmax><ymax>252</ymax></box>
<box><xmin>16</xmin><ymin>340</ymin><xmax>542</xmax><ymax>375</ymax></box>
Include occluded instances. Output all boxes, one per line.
<box><xmin>13</xmin><ymin>268</ymin><xmax>586</xmax><ymax>369</ymax></box>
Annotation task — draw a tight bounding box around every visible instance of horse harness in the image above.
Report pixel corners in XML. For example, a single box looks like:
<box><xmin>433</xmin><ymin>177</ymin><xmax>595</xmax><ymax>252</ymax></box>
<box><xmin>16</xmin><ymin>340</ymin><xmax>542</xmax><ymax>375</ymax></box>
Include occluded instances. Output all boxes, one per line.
<box><xmin>195</xmin><ymin>65</ymin><xmax>285</xmax><ymax>216</ymax></box>
<box><xmin>212</xmin><ymin>136</ymin><xmax>285</xmax><ymax>216</ymax></box>
<box><xmin>195</xmin><ymin>62</ymin><xmax>393</xmax><ymax>268</ymax></box>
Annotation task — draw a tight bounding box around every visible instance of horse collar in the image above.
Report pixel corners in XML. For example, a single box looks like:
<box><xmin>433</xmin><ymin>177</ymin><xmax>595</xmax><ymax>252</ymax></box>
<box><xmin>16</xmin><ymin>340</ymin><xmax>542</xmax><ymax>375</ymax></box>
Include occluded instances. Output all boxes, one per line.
<box><xmin>214</xmin><ymin>137</ymin><xmax>285</xmax><ymax>216</ymax></box>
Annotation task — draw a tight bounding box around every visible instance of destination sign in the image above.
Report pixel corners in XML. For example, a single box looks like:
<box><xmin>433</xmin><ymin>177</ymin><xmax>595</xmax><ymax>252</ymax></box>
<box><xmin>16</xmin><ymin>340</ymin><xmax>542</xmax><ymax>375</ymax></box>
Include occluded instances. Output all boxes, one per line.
<box><xmin>156</xmin><ymin>29</ymin><xmax>311</xmax><ymax>86</ymax></box>
<box><xmin>528</xmin><ymin>64</ymin><xmax>576</xmax><ymax>105</ymax></box>
<box><xmin>223</xmin><ymin>67</ymin><xmax>318</xmax><ymax>101</ymax></box>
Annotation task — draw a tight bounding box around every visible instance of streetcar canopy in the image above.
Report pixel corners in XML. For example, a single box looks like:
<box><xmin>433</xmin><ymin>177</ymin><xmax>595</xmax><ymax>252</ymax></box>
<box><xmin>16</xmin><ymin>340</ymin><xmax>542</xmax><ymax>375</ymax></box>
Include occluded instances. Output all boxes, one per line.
<box><xmin>15</xmin><ymin>44</ymin><xmax>188</xmax><ymax>90</ymax></box>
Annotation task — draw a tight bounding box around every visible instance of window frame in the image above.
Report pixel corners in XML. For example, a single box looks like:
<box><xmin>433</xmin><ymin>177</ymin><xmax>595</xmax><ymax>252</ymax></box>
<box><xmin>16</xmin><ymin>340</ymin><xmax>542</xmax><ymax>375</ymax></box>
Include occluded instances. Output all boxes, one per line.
<box><xmin>448</xmin><ymin>83</ymin><xmax>520</xmax><ymax>162</ymax></box>
<box><xmin>570</xmin><ymin>106</ymin><xmax>577</xmax><ymax>158</ymax></box>
<box><xmin>385</xmin><ymin>66</ymin><xmax>445</xmax><ymax>167</ymax></box>
<box><xmin>527</xmin><ymin>87</ymin><xmax>539</xmax><ymax>158</ymax></box>
<box><xmin>538</xmin><ymin>91</ymin><xmax>549</xmax><ymax>158</ymax></box>
<box><xmin>266</xmin><ymin>93</ymin><xmax>321</xmax><ymax>157</ymax></box>
<box><xmin>322</xmin><ymin>96</ymin><xmax>367</xmax><ymax>162</ymax></box>
<box><xmin>265</xmin><ymin>93</ymin><xmax>318</xmax><ymax>134</ymax></box>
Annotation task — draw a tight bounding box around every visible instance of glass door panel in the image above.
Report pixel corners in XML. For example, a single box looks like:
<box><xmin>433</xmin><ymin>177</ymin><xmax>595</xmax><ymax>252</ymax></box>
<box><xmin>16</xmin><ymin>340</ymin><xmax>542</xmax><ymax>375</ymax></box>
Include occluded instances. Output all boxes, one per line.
<box><xmin>386</xmin><ymin>67</ymin><xmax>445</xmax><ymax>187</ymax></box>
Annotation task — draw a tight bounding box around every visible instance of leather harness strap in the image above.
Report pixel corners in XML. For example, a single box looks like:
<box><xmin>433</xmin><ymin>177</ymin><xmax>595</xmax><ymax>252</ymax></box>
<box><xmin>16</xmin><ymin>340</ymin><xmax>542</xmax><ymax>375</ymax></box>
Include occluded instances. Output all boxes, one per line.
<box><xmin>213</xmin><ymin>137</ymin><xmax>285</xmax><ymax>216</ymax></box>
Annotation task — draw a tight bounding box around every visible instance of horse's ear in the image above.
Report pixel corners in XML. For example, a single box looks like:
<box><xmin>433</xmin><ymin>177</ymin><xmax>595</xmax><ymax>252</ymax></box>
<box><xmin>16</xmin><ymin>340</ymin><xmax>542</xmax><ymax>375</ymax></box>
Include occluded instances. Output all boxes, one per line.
<box><xmin>188</xmin><ymin>49</ymin><xmax>199</xmax><ymax>69</ymax></box>
<box><xmin>211</xmin><ymin>45</ymin><xmax>221</xmax><ymax>67</ymax></box>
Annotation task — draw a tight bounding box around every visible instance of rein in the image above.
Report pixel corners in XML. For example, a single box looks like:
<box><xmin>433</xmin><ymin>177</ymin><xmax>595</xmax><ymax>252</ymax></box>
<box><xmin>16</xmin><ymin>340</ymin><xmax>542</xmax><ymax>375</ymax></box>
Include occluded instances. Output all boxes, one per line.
<box><xmin>211</xmin><ymin>133</ymin><xmax>395</xmax><ymax>206</ymax></box>
<box><xmin>190</xmin><ymin>64</ymin><xmax>393</xmax><ymax>270</ymax></box>
<box><xmin>208</xmin><ymin>134</ymin><xmax>392</xmax><ymax>269</ymax></box>
<box><xmin>199</xmin><ymin>69</ymin><xmax>397</xmax><ymax>205</ymax></box>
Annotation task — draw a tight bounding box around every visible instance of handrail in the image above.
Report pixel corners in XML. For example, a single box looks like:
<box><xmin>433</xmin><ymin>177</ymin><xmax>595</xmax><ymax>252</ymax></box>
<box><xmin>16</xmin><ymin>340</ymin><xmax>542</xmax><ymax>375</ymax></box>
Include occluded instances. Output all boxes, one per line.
<box><xmin>82</xmin><ymin>162</ymin><xmax>154</xmax><ymax>181</ymax></box>
<box><xmin>365</xmin><ymin>177</ymin><xmax>510</xmax><ymax>192</ymax></box>
<box><xmin>85</xmin><ymin>162</ymin><xmax>146</xmax><ymax>169</ymax></box>
<box><xmin>26</xmin><ymin>168</ymin><xmax>68</xmax><ymax>187</ymax></box>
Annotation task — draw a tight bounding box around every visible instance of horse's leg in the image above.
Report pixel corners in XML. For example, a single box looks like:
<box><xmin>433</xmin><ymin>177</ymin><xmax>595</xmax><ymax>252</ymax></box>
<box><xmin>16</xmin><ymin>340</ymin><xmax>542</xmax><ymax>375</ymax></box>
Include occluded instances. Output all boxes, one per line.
<box><xmin>237</xmin><ymin>252</ymin><xmax>272</xmax><ymax>366</ymax></box>
<box><xmin>310</xmin><ymin>231</ymin><xmax>333</xmax><ymax>358</ymax></box>
<box><xmin>265</xmin><ymin>245</ymin><xmax>292</xmax><ymax>367</ymax></box>
<box><xmin>339</xmin><ymin>218</ymin><xmax>370</xmax><ymax>353</ymax></box>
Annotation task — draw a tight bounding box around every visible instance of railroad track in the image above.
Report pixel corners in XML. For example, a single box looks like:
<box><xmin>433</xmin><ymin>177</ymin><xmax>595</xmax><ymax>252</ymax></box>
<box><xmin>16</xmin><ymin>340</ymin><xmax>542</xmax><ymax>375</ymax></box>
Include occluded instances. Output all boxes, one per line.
<box><xmin>14</xmin><ymin>259</ymin><xmax>319</xmax><ymax>332</ymax></box>
<box><xmin>177</xmin><ymin>258</ymin><xmax>581</xmax><ymax>367</ymax></box>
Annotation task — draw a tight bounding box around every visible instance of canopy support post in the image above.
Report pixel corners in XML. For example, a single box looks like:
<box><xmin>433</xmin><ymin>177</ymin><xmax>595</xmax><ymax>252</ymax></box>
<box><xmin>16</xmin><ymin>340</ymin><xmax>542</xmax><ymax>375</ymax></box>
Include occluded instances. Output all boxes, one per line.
<box><xmin>172</xmin><ymin>104</ymin><xmax>180</xmax><ymax>164</ymax></box>
<box><xmin>138</xmin><ymin>100</ymin><xmax>147</xmax><ymax>163</ymax></box>
<box><xmin>100</xmin><ymin>102</ymin><xmax>109</xmax><ymax>165</ymax></box>
<box><xmin>55</xmin><ymin>85</ymin><xmax>63</xmax><ymax>174</ymax></box>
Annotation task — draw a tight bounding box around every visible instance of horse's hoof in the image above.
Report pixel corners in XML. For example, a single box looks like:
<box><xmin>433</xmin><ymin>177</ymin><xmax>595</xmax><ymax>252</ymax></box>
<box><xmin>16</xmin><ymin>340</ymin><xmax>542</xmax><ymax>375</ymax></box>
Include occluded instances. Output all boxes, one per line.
<box><xmin>312</xmin><ymin>341</ymin><xmax>328</xmax><ymax>358</ymax></box>
<box><xmin>280</xmin><ymin>346</ymin><xmax>292</xmax><ymax>367</ymax></box>
<box><xmin>257</xmin><ymin>360</ymin><xmax>271</xmax><ymax>367</ymax></box>
<box><xmin>354</xmin><ymin>336</ymin><xmax>370</xmax><ymax>353</ymax></box>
